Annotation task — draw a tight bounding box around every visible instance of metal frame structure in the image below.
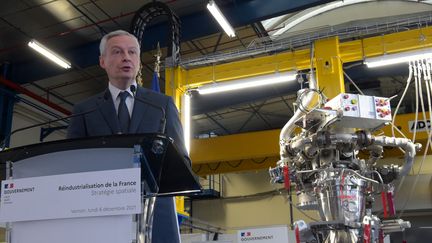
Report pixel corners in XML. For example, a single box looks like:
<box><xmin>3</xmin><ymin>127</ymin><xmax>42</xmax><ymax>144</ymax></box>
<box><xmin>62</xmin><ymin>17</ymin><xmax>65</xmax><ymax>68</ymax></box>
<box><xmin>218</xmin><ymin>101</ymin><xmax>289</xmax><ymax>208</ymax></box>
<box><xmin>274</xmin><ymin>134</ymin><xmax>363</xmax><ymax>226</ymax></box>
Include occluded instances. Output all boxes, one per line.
<box><xmin>166</xmin><ymin>25</ymin><xmax>432</xmax><ymax>175</ymax></box>
<box><xmin>131</xmin><ymin>1</ymin><xmax>181</xmax><ymax>67</ymax></box>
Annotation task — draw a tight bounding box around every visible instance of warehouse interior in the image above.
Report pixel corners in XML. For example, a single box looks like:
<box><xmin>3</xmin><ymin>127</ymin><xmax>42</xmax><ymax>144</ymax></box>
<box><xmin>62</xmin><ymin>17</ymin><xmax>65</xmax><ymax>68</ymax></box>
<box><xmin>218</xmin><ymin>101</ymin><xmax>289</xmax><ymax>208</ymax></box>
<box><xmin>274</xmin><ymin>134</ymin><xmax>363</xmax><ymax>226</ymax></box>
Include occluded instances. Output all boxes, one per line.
<box><xmin>1</xmin><ymin>0</ymin><xmax>432</xmax><ymax>242</ymax></box>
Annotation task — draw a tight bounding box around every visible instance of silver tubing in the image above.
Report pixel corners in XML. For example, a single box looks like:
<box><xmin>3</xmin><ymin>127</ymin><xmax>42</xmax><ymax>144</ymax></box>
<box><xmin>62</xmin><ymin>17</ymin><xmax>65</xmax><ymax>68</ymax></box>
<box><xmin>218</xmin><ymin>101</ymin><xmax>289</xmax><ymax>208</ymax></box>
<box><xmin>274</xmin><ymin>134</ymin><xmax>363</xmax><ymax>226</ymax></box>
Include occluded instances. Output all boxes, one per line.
<box><xmin>137</xmin><ymin>196</ymin><xmax>156</xmax><ymax>243</ymax></box>
<box><xmin>373</xmin><ymin>136</ymin><xmax>421</xmax><ymax>177</ymax></box>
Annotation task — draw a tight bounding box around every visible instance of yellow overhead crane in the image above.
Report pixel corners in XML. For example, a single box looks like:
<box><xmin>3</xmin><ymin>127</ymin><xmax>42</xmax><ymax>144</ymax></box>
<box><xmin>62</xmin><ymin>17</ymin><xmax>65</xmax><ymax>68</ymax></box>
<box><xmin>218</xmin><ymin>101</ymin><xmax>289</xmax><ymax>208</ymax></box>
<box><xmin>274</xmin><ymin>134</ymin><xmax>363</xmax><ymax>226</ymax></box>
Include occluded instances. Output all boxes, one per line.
<box><xmin>166</xmin><ymin>26</ymin><xmax>432</xmax><ymax>176</ymax></box>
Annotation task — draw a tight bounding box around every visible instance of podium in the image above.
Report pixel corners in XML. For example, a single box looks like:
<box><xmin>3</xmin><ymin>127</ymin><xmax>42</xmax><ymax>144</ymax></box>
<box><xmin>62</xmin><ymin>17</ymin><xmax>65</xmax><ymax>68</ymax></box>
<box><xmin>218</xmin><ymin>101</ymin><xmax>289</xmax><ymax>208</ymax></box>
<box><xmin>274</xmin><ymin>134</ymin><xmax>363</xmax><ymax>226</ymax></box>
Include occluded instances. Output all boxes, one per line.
<box><xmin>0</xmin><ymin>134</ymin><xmax>200</xmax><ymax>243</ymax></box>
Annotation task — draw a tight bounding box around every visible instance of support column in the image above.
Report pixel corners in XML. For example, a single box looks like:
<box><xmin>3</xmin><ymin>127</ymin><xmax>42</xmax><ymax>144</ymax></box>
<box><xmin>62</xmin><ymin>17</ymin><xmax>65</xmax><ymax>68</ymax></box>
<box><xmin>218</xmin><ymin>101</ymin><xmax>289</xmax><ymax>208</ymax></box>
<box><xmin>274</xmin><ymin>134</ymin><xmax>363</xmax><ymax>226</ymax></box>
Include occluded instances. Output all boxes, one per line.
<box><xmin>314</xmin><ymin>37</ymin><xmax>345</xmax><ymax>99</ymax></box>
<box><xmin>0</xmin><ymin>67</ymin><xmax>16</xmax><ymax>147</ymax></box>
<box><xmin>165</xmin><ymin>66</ymin><xmax>187</xmax><ymax>110</ymax></box>
<box><xmin>165</xmin><ymin>66</ymin><xmax>189</xmax><ymax>223</ymax></box>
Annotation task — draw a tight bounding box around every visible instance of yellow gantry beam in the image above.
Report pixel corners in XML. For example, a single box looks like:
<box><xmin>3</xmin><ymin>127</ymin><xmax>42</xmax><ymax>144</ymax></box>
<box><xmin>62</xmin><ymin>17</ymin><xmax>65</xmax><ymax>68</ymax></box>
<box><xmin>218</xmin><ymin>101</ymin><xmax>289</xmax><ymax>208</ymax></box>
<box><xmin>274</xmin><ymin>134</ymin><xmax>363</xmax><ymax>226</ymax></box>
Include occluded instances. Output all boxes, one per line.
<box><xmin>168</xmin><ymin>27</ymin><xmax>432</xmax><ymax>90</ymax></box>
<box><xmin>190</xmin><ymin>130</ymin><xmax>280</xmax><ymax>163</ymax></box>
<box><xmin>190</xmin><ymin>112</ymin><xmax>431</xmax><ymax>175</ymax></box>
<box><xmin>165</xmin><ymin>26</ymin><xmax>432</xmax><ymax>176</ymax></box>
<box><xmin>314</xmin><ymin>37</ymin><xmax>345</xmax><ymax>99</ymax></box>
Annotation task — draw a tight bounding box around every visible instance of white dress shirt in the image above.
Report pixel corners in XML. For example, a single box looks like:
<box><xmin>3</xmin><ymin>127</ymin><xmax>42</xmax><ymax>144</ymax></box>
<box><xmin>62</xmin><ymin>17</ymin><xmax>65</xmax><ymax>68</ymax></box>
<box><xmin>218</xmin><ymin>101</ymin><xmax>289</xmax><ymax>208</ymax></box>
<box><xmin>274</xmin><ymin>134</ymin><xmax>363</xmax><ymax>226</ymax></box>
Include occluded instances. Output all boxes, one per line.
<box><xmin>108</xmin><ymin>81</ymin><xmax>136</xmax><ymax>117</ymax></box>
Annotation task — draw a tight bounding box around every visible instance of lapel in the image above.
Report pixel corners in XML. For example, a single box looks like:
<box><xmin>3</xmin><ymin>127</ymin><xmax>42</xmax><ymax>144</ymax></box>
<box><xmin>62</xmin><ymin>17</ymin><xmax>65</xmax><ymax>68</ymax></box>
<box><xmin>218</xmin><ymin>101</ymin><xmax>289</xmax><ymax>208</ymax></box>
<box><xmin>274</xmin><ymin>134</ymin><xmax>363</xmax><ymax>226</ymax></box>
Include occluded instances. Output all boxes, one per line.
<box><xmin>129</xmin><ymin>86</ymin><xmax>151</xmax><ymax>133</ymax></box>
<box><xmin>97</xmin><ymin>89</ymin><xmax>121</xmax><ymax>134</ymax></box>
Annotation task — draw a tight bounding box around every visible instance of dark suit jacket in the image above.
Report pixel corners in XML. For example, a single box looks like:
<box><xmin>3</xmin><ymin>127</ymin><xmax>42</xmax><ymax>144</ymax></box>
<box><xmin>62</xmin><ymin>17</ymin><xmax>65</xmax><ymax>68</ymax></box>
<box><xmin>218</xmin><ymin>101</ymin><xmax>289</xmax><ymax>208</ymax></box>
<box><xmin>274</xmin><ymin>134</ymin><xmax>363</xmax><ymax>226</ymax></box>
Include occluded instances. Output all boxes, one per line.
<box><xmin>67</xmin><ymin>86</ymin><xmax>185</xmax><ymax>150</ymax></box>
<box><xmin>67</xmin><ymin>85</ymin><xmax>186</xmax><ymax>243</ymax></box>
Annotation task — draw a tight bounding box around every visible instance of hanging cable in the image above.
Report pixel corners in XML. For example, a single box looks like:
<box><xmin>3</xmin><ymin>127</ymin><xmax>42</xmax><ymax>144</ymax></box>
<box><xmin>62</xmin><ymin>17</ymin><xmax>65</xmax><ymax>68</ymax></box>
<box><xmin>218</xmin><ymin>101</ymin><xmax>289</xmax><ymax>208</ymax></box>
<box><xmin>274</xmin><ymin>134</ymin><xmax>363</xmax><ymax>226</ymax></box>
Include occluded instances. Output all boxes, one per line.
<box><xmin>419</xmin><ymin>59</ymin><xmax>432</xmax><ymax>146</ymax></box>
<box><xmin>391</xmin><ymin>62</ymin><xmax>413</xmax><ymax>138</ymax></box>
<box><xmin>395</xmin><ymin>62</ymin><xmax>414</xmax><ymax>194</ymax></box>
<box><xmin>398</xmin><ymin>58</ymin><xmax>432</xmax><ymax>218</ymax></box>
<box><xmin>412</xmin><ymin>60</ymin><xmax>420</xmax><ymax>142</ymax></box>
<box><xmin>226</xmin><ymin>160</ymin><xmax>243</xmax><ymax>168</ymax></box>
<box><xmin>426</xmin><ymin>58</ymin><xmax>432</xmax><ymax>146</ymax></box>
<box><xmin>297</xmin><ymin>88</ymin><xmax>323</xmax><ymax>113</ymax></box>
<box><xmin>343</xmin><ymin>70</ymin><xmax>364</xmax><ymax>95</ymax></box>
<box><xmin>398</xmin><ymin>113</ymin><xmax>431</xmax><ymax>218</ymax></box>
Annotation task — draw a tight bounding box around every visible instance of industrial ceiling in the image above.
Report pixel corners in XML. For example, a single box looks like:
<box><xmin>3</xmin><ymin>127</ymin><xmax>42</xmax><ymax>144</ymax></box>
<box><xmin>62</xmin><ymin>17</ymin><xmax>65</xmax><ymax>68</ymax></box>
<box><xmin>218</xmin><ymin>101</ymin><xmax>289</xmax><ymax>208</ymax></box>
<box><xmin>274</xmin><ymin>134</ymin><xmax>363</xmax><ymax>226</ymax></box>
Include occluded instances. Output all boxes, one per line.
<box><xmin>1</xmin><ymin>0</ymin><xmax>431</xmax><ymax>143</ymax></box>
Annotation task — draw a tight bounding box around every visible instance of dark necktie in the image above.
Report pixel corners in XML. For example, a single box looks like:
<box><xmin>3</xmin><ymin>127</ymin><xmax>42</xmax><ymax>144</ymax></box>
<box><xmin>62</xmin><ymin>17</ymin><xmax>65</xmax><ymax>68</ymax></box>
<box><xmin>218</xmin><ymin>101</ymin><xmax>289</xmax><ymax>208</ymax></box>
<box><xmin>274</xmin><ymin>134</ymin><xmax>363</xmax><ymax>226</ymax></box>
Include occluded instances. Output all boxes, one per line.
<box><xmin>118</xmin><ymin>91</ymin><xmax>130</xmax><ymax>133</ymax></box>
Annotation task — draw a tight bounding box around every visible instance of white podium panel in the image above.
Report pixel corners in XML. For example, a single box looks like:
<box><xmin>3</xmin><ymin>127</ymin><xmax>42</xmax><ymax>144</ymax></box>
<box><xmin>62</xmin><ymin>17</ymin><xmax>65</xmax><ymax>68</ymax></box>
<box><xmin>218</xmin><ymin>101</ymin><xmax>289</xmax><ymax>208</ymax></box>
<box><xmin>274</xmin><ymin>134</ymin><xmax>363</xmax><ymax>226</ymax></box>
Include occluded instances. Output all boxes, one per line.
<box><xmin>12</xmin><ymin>215</ymin><xmax>133</xmax><ymax>243</ymax></box>
<box><xmin>0</xmin><ymin>134</ymin><xmax>201</xmax><ymax>243</ymax></box>
<box><xmin>1</xmin><ymin>168</ymin><xmax>140</xmax><ymax>222</ymax></box>
<box><xmin>10</xmin><ymin>148</ymin><xmax>137</xmax><ymax>243</ymax></box>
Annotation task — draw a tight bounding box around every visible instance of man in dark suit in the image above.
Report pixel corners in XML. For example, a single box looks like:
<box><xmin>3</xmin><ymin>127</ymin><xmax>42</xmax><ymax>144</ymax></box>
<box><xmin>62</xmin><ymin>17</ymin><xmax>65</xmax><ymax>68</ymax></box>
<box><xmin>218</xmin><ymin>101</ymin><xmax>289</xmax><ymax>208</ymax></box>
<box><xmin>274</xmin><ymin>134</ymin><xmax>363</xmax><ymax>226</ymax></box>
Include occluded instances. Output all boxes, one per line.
<box><xmin>67</xmin><ymin>30</ymin><xmax>185</xmax><ymax>243</ymax></box>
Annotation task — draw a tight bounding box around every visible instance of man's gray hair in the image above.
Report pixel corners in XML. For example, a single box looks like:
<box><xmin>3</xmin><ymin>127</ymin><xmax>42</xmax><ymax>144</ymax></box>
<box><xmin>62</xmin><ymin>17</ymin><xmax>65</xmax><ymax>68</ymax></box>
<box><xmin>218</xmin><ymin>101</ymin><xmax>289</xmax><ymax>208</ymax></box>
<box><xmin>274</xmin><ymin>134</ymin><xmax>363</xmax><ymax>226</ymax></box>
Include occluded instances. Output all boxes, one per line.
<box><xmin>99</xmin><ymin>30</ymin><xmax>140</xmax><ymax>55</ymax></box>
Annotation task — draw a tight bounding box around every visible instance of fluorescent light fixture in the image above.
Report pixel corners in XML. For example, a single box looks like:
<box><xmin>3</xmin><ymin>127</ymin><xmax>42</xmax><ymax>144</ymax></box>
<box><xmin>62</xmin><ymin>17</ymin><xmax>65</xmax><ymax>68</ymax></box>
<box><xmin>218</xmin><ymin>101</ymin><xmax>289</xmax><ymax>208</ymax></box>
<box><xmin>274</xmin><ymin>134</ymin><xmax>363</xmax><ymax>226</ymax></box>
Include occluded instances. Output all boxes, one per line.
<box><xmin>28</xmin><ymin>39</ymin><xmax>71</xmax><ymax>69</ymax></box>
<box><xmin>207</xmin><ymin>0</ymin><xmax>236</xmax><ymax>37</ymax></box>
<box><xmin>183</xmin><ymin>93</ymin><xmax>191</xmax><ymax>154</ymax></box>
<box><xmin>365</xmin><ymin>48</ymin><xmax>432</xmax><ymax>68</ymax></box>
<box><xmin>197</xmin><ymin>71</ymin><xmax>297</xmax><ymax>95</ymax></box>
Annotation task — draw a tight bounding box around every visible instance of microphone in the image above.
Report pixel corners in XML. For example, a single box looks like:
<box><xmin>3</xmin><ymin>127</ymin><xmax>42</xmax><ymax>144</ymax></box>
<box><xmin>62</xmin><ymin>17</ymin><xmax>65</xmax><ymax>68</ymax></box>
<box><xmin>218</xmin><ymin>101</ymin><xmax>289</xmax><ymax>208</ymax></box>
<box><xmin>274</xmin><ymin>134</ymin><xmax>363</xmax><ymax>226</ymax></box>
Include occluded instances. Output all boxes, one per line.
<box><xmin>130</xmin><ymin>85</ymin><xmax>166</xmax><ymax>135</ymax></box>
<box><xmin>0</xmin><ymin>91</ymin><xmax>110</xmax><ymax>151</ymax></box>
<box><xmin>129</xmin><ymin>85</ymin><xmax>168</xmax><ymax>156</ymax></box>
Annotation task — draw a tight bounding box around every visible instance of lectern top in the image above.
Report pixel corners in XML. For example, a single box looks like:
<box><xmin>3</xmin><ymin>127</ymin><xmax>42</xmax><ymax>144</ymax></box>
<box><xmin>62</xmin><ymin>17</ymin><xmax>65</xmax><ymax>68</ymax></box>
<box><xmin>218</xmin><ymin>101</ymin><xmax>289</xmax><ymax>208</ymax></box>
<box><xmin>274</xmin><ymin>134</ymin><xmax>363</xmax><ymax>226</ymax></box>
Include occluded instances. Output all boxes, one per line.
<box><xmin>0</xmin><ymin>134</ymin><xmax>201</xmax><ymax>195</ymax></box>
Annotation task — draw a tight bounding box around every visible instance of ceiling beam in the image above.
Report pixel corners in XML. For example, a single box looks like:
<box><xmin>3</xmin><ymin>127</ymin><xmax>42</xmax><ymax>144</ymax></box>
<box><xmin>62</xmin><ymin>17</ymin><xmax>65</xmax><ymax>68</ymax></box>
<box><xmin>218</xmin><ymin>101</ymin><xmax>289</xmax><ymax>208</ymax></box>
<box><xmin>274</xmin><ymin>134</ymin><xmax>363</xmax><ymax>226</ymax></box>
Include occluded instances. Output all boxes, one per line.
<box><xmin>9</xmin><ymin>0</ymin><xmax>333</xmax><ymax>84</ymax></box>
<box><xmin>185</xmin><ymin>26</ymin><xmax>432</xmax><ymax>175</ymax></box>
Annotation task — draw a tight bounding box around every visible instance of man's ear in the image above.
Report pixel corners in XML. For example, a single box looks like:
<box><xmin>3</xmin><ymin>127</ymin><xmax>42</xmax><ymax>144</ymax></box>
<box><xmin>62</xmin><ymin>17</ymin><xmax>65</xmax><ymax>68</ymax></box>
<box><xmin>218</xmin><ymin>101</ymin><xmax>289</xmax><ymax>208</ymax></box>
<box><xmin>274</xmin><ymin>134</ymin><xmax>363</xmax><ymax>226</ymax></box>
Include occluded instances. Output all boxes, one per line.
<box><xmin>99</xmin><ymin>55</ymin><xmax>105</xmax><ymax>69</ymax></box>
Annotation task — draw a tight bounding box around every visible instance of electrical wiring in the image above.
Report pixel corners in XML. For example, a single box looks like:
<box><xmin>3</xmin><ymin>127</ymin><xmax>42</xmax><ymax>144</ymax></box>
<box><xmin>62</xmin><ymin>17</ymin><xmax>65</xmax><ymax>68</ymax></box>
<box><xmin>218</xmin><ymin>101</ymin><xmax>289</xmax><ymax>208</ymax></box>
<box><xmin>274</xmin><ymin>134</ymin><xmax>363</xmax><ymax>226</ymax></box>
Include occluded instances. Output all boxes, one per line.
<box><xmin>426</xmin><ymin>59</ymin><xmax>432</xmax><ymax>145</ymax></box>
<box><xmin>251</xmin><ymin>157</ymin><xmax>269</xmax><ymax>164</ymax></box>
<box><xmin>398</xmin><ymin>134</ymin><xmax>431</xmax><ymax>218</ymax></box>
<box><xmin>226</xmin><ymin>160</ymin><xmax>243</xmax><ymax>168</ymax></box>
<box><xmin>193</xmin><ymin>157</ymin><xmax>273</xmax><ymax>174</ymax></box>
<box><xmin>343</xmin><ymin>70</ymin><xmax>365</xmax><ymax>95</ymax></box>
<box><xmin>391</xmin><ymin>63</ymin><xmax>413</xmax><ymax>139</ymax></box>
<box><xmin>398</xmin><ymin>58</ymin><xmax>432</xmax><ymax>219</ymax></box>
<box><xmin>297</xmin><ymin>88</ymin><xmax>324</xmax><ymax>113</ymax></box>
<box><xmin>192</xmin><ymin>164</ymin><xmax>202</xmax><ymax>174</ymax></box>
<box><xmin>418</xmin><ymin>60</ymin><xmax>432</xmax><ymax>148</ymax></box>
<box><xmin>412</xmin><ymin>60</ymin><xmax>420</xmax><ymax>142</ymax></box>
<box><xmin>207</xmin><ymin>162</ymin><xmax>222</xmax><ymax>171</ymax></box>
<box><xmin>395</xmin><ymin>62</ymin><xmax>416</xmax><ymax>198</ymax></box>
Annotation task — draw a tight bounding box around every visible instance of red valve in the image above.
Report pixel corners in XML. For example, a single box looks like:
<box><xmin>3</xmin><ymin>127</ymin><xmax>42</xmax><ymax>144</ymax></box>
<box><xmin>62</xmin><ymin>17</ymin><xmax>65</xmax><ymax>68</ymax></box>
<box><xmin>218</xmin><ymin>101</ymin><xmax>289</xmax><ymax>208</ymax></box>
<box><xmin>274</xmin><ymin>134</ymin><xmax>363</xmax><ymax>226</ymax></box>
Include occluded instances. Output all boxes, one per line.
<box><xmin>381</xmin><ymin>192</ymin><xmax>388</xmax><ymax>218</ymax></box>
<box><xmin>295</xmin><ymin>225</ymin><xmax>301</xmax><ymax>243</ymax></box>
<box><xmin>379</xmin><ymin>229</ymin><xmax>384</xmax><ymax>243</ymax></box>
<box><xmin>283</xmin><ymin>166</ymin><xmax>290</xmax><ymax>190</ymax></box>
<box><xmin>387</xmin><ymin>191</ymin><xmax>395</xmax><ymax>216</ymax></box>
<box><xmin>364</xmin><ymin>223</ymin><xmax>371</xmax><ymax>243</ymax></box>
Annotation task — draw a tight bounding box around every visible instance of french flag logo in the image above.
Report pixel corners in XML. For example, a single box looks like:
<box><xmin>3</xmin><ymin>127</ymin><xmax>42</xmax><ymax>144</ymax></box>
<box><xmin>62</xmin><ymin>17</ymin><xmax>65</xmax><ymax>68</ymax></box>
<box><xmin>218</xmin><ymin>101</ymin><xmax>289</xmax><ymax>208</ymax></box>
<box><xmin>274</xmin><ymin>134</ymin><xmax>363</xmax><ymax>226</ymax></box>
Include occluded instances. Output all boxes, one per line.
<box><xmin>4</xmin><ymin>183</ymin><xmax>14</xmax><ymax>189</ymax></box>
<box><xmin>241</xmin><ymin>232</ymin><xmax>251</xmax><ymax>237</ymax></box>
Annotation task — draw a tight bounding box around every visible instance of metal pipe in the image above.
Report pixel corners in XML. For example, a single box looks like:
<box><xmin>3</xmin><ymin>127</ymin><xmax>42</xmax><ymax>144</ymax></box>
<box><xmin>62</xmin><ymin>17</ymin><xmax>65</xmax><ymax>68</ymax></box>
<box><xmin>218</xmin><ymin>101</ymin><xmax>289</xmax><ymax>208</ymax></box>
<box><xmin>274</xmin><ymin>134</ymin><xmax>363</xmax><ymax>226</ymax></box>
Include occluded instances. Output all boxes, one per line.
<box><xmin>279</xmin><ymin>44</ymin><xmax>318</xmax><ymax>160</ymax></box>
<box><xmin>366</xmin><ymin>145</ymin><xmax>383</xmax><ymax>165</ymax></box>
<box><xmin>287</xmin><ymin>131</ymin><xmax>420</xmax><ymax>178</ymax></box>
<box><xmin>373</xmin><ymin>136</ymin><xmax>421</xmax><ymax>177</ymax></box>
<box><xmin>288</xmin><ymin>132</ymin><xmax>358</xmax><ymax>152</ymax></box>
<box><xmin>0</xmin><ymin>77</ymin><xmax>70</xmax><ymax>115</ymax></box>
<box><xmin>289</xmin><ymin>136</ymin><xmax>313</xmax><ymax>153</ymax></box>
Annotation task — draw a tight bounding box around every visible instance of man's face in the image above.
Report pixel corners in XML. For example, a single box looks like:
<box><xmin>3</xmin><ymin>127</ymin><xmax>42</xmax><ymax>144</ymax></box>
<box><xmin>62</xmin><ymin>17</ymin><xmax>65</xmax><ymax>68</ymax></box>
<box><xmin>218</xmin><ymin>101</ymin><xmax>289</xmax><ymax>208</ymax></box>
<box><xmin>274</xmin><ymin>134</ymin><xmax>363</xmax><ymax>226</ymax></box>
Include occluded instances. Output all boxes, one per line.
<box><xmin>99</xmin><ymin>35</ymin><xmax>140</xmax><ymax>89</ymax></box>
